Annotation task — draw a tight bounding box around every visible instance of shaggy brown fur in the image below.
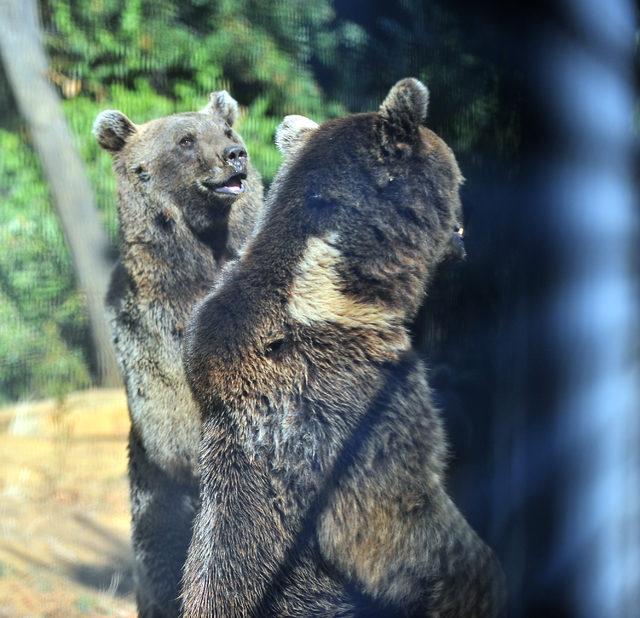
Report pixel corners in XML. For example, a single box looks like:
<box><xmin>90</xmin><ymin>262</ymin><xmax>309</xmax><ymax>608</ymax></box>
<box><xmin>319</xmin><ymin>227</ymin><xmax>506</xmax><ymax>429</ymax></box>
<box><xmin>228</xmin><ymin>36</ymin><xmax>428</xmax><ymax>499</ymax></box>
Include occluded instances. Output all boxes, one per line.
<box><xmin>94</xmin><ymin>91</ymin><xmax>263</xmax><ymax>617</ymax></box>
<box><xmin>182</xmin><ymin>79</ymin><xmax>504</xmax><ymax>617</ymax></box>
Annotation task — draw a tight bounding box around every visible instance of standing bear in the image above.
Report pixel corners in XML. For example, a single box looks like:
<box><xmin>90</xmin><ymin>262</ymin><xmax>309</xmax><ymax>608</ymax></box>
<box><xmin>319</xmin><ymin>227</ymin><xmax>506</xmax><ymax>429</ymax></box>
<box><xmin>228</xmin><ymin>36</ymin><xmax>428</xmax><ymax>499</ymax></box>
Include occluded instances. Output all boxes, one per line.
<box><xmin>93</xmin><ymin>92</ymin><xmax>263</xmax><ymax>617</ymax></box>
<box><xmin>181</xmin><ymin>78</ymin><xmax>504</xmax><ymax>616</ymax></box>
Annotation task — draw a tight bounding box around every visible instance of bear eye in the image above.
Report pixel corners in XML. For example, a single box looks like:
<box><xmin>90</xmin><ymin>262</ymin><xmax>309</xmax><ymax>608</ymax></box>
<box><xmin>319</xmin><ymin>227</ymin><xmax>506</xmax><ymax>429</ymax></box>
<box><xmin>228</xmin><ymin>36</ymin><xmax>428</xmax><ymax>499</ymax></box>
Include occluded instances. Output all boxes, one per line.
<box><xmin>225</xmin><ymin>129</ymin><xmax>233</xmax><ymax>139</ymax></box>
<box><xmin>134</xmin><ymin>165</ymin><xmax>150</xmax><ymax>182</ymax></box>
<box><xmin>179</xmin><ymin>135</ymin><xmax>195</xmax><ymax>148</ymax></box>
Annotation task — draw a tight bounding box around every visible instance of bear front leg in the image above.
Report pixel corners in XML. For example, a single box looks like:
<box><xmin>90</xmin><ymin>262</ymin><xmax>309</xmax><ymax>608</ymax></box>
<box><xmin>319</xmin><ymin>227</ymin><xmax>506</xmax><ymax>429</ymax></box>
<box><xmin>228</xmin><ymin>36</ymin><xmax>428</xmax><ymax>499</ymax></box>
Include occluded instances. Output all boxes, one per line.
<box><xmin>180</xmin><ymin>411</ymin><xmax>360</xmax><ymax>618</ymax></box>
<box><xmin>128</xmin><ymin>430</ymin><xmax>199</xmax><ymax>618</ymax></box>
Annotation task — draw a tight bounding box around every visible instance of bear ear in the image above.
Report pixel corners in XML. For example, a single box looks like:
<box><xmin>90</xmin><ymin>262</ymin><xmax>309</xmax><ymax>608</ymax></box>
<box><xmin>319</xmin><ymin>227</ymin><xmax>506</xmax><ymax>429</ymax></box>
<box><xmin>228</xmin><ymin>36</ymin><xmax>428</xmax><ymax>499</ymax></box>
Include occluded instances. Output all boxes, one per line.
<box><xmin>275</xmin><ymin>115</ymin><xmax>319</xmax><ymax>158</ymax></box>
<box><xmin>93</xmin><ymin>110</ymin><xmax>137</xmax><ymax>153</ymax></box>
<box><xmin>201</xmin><ymin>90</ymin><xmax>239</xmax><ymax>127</ymax></box>
<box><xmin>379</xmin><ymin>77</ymin><xmax>429</xmax><ymax>143</ymax></box>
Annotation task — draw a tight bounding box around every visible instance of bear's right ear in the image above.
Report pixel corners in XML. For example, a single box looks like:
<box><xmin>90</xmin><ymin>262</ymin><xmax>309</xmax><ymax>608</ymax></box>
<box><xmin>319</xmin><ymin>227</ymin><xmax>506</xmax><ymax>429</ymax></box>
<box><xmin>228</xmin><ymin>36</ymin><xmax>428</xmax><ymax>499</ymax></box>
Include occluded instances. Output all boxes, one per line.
<box><xmin>379</xmin><ymin>77</ymin><xmax>429</xmax><ymax>144</ymax></box>
<box><xmin>201</xmin><ymin>90</ymin><xmax>239</xmax><ymax>127</ymax></box>
<box><xmin>93</xmin><ymin>110</ymin><xmax>136</xmax><ymax>152</ymax></box>
<box><xmin>275</xmin><ymin>115</ymin><xmax>319</xmax><ymax>158</ymax></box>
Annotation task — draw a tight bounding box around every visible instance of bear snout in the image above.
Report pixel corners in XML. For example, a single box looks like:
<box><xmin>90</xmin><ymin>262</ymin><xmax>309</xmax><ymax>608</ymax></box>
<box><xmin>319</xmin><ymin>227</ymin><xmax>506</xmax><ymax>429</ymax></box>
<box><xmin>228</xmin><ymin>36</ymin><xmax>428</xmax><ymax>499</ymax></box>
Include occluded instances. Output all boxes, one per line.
<box><xmin>223</xmin><ymin>145</ymin><xmax>248</xmax><ymax>174</ymax></box>
<box><xmin>449</xmin><ymin>230</ymin><xmax>466</xmax><ymax>260</ymax></box>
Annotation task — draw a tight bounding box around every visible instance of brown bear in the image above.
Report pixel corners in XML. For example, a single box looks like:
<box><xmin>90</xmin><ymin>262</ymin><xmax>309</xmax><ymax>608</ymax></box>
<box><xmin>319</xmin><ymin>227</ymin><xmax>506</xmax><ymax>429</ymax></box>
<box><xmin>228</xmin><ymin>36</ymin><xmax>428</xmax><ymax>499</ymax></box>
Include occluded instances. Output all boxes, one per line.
<box><xmin>93</xmin><ymin>91</ymin><xmax>263</xmax><ymax>618</ymax></box>
<box><xmin>181</xmin><ymin>78</ymin><xmax>504</xmax><ymax>616</ymax></box>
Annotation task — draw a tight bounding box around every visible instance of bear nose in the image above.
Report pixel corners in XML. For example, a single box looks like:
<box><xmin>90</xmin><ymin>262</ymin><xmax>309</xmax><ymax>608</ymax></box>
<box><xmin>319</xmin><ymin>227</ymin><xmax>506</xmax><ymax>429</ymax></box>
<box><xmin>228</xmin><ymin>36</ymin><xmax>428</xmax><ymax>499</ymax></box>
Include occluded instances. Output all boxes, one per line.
<box><xmin>222</xmin><ymin>145</ymin><xmax>247</xmax><ymax>167</ymax></box>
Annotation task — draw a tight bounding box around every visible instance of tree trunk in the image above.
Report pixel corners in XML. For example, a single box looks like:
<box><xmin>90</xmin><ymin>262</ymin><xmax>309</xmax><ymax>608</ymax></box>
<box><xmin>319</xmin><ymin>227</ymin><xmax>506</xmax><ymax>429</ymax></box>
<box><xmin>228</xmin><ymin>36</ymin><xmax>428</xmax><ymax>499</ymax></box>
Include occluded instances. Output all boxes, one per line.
<box><xmin>0</xmin><ymin>0</ymin><xmax>121</xmax><ymax>387</ymax></box>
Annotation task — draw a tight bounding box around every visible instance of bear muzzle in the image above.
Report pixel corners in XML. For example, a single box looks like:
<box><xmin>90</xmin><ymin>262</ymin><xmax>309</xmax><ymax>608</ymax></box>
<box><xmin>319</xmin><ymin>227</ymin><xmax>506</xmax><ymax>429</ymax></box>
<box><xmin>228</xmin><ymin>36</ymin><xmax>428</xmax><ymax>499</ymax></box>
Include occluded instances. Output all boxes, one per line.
<box><xmin>199</xmin><ymin>170</ymin><xmax>247</xmax><ymax>196</ymax></box>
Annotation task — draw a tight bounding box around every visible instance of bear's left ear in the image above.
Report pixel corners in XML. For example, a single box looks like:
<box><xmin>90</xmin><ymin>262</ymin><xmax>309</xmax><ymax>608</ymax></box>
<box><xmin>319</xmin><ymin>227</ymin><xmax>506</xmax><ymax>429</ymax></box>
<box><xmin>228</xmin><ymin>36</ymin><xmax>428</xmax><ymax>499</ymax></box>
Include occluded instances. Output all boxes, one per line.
<box><xmin>93</xmin><ymin>110</ymin><xmax>137</xmax><ymax>152</ymax></box>
<box><xmin>379</xmin><ymin>77</ymin><xmax>429</xmax><ymax>143</ymax></box>
<box><xmin>275</xmin><ymin>115</ymin><xmax>319</xmax><ymax>158</ymax></box>
<box><xmin>201</xmin><ymin>90</ymin><xmax>239</xmax><ymax>126</ymax></box>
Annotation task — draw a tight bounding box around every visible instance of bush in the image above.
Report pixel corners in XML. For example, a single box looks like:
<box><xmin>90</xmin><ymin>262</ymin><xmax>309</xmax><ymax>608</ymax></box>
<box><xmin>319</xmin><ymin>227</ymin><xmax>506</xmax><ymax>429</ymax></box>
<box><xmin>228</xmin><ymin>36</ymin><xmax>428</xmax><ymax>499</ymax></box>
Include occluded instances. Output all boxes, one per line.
<box><xmin>0</xmin><ymin>130</ymin><xmax>91</xmax><ymax>402</ymax></box>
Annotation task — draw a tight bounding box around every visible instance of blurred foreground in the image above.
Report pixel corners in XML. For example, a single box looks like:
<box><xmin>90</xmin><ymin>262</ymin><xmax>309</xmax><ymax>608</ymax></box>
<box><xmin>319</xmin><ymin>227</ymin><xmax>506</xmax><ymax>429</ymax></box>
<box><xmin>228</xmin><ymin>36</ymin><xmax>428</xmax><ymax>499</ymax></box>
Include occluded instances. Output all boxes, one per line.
<box><xmin>0</xmin><ymin>389</ymin><xmax>134</xmax><ymax>617</ymax></box>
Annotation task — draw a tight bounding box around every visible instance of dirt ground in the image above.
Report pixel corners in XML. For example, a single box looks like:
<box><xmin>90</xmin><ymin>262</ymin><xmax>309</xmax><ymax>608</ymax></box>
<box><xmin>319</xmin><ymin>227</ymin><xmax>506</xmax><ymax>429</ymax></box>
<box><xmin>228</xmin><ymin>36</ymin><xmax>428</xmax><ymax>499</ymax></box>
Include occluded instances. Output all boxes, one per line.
<box><xmin>0</xmin><ymin>389</ymin><xmax>136</xmax><ymax>617</ymax></box>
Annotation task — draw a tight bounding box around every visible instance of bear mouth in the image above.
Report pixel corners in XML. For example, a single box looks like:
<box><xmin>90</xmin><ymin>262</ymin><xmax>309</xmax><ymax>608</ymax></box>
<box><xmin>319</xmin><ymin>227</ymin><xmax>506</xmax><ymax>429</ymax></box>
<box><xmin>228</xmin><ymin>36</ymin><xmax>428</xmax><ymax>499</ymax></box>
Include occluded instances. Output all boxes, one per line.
<box><xmin>201</xmin><ymin>172</ymin><xmax>246</xmax><ymax>196</ymax></box>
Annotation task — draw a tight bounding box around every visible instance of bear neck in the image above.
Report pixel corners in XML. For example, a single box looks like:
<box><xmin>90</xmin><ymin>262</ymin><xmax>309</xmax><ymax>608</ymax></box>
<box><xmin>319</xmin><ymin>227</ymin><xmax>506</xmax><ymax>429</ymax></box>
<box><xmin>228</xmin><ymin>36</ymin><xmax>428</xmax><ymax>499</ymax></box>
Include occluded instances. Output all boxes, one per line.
<box><xmin>115</xmin><ymin>181</ymin><xmax>218</xmax><ymax>302</ymax></box>
<box><xmin>195</xmin><ymin>224</ymin><xmax>230</xmax><ymax>264</ymax></box>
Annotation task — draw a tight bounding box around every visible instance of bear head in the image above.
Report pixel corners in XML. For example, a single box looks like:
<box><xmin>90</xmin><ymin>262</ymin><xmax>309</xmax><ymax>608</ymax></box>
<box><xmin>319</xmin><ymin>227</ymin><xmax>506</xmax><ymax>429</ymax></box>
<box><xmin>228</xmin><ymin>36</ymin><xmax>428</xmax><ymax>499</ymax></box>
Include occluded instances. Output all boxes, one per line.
<box><xmin>93</xmin><ymin>91</ymin><xmax>260</xmax><ymax>244</ymax></box>
<box><xmin>269</xmin><ymin>77</ymin><xmax>464</xmax><ymax>319</ymax></box>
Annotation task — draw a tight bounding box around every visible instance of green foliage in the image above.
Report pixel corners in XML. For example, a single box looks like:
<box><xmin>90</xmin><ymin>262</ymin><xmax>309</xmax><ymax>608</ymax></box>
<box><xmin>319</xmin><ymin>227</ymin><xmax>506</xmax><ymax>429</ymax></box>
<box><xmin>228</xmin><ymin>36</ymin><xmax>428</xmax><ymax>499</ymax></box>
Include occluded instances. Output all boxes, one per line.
<box><xmin>312</xmin><ymin>0</ymin><xmax>519</xmax><ymax>161</ymax></box>
<box><xmin>0</xmin><ymin>130</ymin><xmax>91</xmax><ymax>403</ymax></box>
<box><xmin>43</xmin><ymin>0</ymin><xmax>343</xmax><ymax>116</ymax></box>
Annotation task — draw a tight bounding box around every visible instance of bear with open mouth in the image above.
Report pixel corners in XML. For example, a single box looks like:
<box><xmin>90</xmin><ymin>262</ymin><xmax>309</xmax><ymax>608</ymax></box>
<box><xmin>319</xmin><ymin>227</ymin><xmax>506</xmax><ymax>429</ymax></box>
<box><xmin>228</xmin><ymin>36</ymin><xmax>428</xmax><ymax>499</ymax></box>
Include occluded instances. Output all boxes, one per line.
<box><xmin>94</xmin><ymin>91</ymin><xmax>262</xmax><ymax>617</ymax></box>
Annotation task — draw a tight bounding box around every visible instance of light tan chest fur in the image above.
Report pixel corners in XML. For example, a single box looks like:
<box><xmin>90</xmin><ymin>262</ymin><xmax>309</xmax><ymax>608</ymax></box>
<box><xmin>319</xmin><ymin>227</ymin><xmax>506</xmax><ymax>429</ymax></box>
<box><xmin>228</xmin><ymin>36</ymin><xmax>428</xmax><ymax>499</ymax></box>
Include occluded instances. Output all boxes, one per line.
<box><xmin>109</xmin><ymin>302</ymin><xmax>201</xmax><ymax>477</ymax></box>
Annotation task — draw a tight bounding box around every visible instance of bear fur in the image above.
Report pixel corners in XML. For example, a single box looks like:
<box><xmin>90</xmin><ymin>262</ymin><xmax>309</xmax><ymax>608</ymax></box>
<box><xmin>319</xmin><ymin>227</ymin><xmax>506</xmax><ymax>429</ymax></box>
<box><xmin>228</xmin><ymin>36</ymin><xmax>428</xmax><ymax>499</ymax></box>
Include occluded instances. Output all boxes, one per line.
<box><xmin>94</xmin><ymin>91</ymin><xmax>263</xmax><ymax>617</ymax></box>
<box><xmin>181</xmin><ymin>78</ymin><xmax>504</xmax><ymax>616</ymax></box>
